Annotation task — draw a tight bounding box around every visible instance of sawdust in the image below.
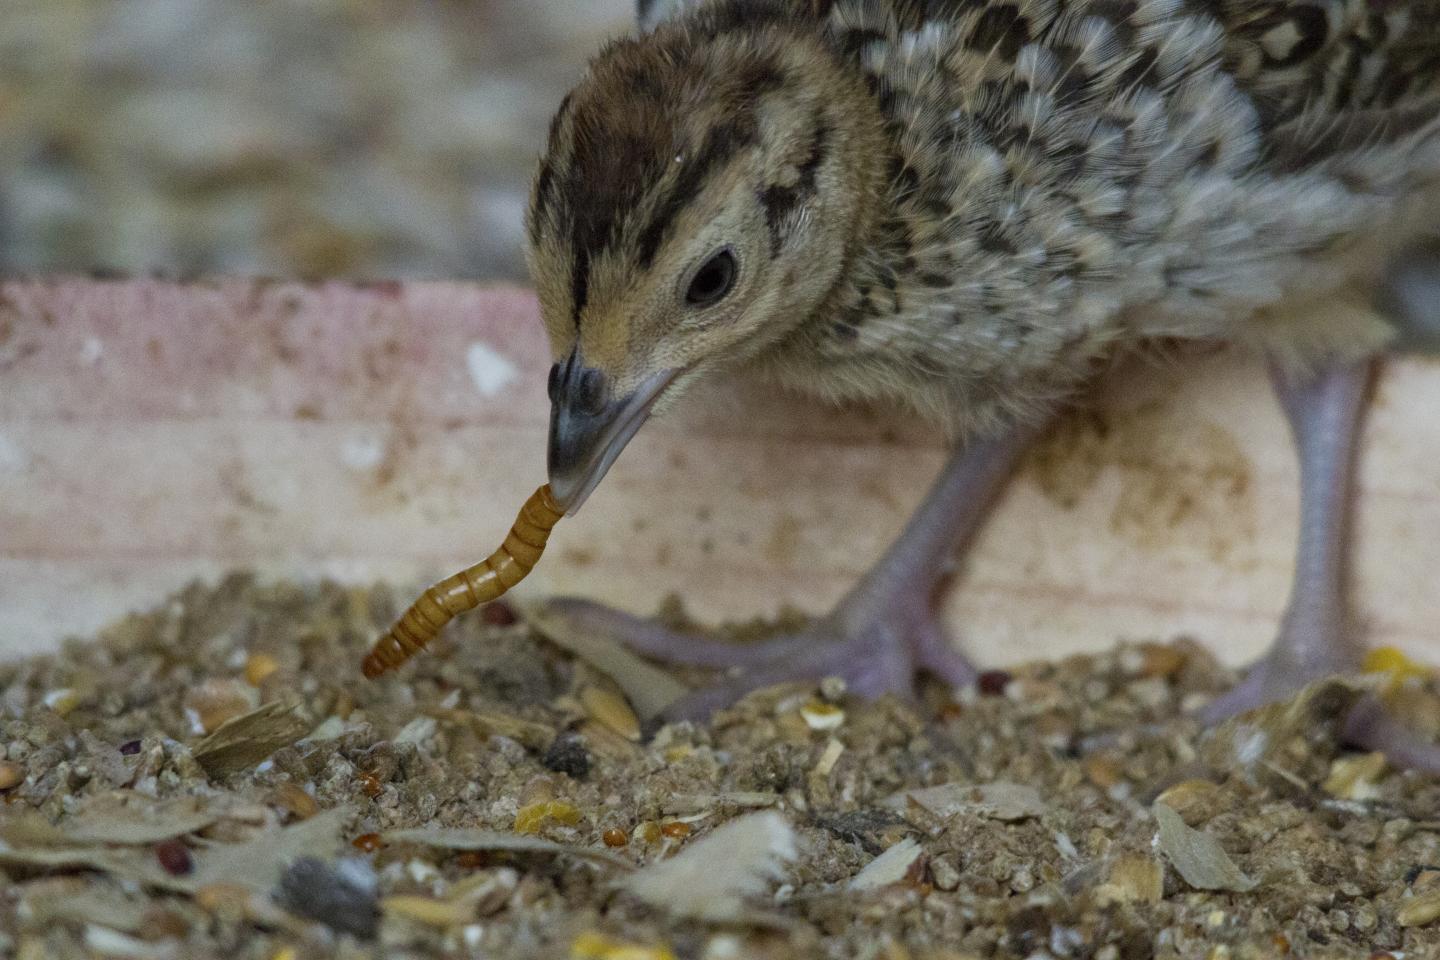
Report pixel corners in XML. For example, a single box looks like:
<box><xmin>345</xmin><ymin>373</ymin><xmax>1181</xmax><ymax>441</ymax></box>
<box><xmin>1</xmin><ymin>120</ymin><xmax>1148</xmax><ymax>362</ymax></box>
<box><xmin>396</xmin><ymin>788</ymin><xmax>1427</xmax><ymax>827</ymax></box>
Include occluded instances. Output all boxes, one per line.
<box><xmin>1</xmin><ymin>575</ymin><xmax>1439</xmax><ymax>959</ymax></box>
<box><xmin>1026</xmin><ymin>404</ymin><xmax>1257</xmax><ymax>564</ymax></box>
<box><xmin>763</xmin><ymin>512</ymin><xmax>805</xmax><ymax>566</ymax></box>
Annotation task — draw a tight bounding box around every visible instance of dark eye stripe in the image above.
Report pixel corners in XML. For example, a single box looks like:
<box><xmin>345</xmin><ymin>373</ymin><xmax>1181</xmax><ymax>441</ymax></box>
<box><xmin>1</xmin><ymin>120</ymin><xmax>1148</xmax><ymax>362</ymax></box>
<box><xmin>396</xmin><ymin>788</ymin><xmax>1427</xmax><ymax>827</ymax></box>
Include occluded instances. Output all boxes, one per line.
<box><xmin>571</xmin><ymin>248</ymin><xmax>591</xmax><ymax>325</ymax></box>
<box><xmin>634</xmin><ymin>119</ymin><xmax>756</xmax><ymax>270</ymax></box>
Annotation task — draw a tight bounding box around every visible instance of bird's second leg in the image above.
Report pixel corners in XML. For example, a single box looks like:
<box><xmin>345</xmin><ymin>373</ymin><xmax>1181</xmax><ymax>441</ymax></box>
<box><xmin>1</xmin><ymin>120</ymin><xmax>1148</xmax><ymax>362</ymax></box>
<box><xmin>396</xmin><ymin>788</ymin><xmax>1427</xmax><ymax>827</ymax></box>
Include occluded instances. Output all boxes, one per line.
<box><xmin>540</xmin><ymin>426</ymin><xmax>1035</xmax><ymax>721</ymax></box>
<box><xmin>1196</xmin><ymin>359</ymin><xmax>1440</xmax><ymax>771</ymax></box>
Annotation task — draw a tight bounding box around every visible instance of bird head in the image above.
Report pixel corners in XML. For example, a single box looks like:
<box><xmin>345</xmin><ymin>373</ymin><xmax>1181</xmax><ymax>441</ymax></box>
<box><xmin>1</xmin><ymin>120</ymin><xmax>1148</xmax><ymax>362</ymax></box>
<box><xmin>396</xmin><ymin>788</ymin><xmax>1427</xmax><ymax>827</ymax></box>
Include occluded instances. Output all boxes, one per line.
<box><xmin>525</xmin><ymin>11</ymin><xmax>886</xmax><ymax>512</ymax></box>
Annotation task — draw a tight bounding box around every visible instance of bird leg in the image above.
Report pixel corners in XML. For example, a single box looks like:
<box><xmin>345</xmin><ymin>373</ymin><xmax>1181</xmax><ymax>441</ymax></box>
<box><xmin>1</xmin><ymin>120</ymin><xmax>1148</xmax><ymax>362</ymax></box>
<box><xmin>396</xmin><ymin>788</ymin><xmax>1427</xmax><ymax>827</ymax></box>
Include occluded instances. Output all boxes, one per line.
<box><xmin>1197</xmin><ymin>359</ymin><xmax>1440</xmax><ymax>771</ymax></box>
<box><xmin>541</xmin><ymin>424</ymin><xmax>1036</xmax><ymax>721</ymax></box>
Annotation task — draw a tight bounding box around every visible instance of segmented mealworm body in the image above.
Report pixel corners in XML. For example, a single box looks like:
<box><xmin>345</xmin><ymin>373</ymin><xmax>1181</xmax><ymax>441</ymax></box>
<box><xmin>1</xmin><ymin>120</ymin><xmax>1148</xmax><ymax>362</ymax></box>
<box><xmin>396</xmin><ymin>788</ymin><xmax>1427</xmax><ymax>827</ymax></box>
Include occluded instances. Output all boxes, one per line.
<box><xmin>362</xmin><ymin>484</ymin><xmax>564</xmax><ymax>678</ymax></box>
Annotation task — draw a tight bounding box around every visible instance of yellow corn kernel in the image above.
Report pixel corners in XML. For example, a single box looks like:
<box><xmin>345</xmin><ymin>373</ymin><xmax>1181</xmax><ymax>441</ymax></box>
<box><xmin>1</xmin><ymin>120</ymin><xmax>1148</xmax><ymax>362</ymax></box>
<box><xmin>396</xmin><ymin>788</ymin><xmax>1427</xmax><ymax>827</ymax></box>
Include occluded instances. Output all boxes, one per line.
<box><xmin>571</xmin><ymin>932</ymin><xmax>677</xmax><ymax>960</ymax></box>
<box><xmin>514</xmin><ymin>800</ymin><xmax>582</xmax><ymax>835</ymax></box>
<box><xmin>1364</xmin><ymin>646</ymin><xmax>1431</xmax><ymax>682</ymax></box>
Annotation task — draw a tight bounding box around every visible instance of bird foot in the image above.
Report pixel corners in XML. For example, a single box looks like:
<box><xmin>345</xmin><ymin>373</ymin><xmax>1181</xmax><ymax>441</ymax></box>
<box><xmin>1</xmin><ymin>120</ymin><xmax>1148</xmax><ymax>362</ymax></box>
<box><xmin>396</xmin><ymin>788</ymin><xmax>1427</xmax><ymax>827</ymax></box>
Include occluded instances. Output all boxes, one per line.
<box><xmin>1195</xmin><ymin>643</ymin><xmax>1351</xmax><ymax>727</ymax></box>
<box><xmin>538</xmin><ymin>594</ymin><xmax>975</xmax><ymax>722</ymax></box>
<box><xmin>1197</xmin><ymin>644</ymin><xmax>1440</xmax><ymax>773</ymax></box>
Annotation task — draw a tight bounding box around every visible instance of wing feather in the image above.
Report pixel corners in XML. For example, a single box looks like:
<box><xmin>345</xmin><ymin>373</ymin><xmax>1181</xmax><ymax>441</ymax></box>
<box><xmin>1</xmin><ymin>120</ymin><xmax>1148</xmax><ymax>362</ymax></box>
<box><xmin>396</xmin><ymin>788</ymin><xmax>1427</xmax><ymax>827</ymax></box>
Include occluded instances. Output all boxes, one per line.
<box><xmin>1212</xmin><ymin>0</ymin><xmax>1440</xmax><ymax>161</ymax></box>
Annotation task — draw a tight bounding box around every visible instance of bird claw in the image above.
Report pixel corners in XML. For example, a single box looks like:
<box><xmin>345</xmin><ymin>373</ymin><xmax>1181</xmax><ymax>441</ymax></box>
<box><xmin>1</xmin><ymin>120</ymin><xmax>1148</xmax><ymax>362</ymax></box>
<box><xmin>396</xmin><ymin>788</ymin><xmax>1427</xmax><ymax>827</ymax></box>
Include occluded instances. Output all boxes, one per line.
<box><xmin>1197</xmin><ymin>648</ymin><xmax>1440</xmax><ymax>774</ymax></box>
<box><xmin>1343</xmin><ymin>697</ymin><xmax>1440</xmax><ymax>773</ymax></box>
<box><xmin>536</xmin><ymin>595</ymin><xmax>974</xmax><ymax>722</ymax></box>
<box><xmin>1194</xmin><ymin>645</ymin><xmax>1351</xmax><ymax>728</ymax></box>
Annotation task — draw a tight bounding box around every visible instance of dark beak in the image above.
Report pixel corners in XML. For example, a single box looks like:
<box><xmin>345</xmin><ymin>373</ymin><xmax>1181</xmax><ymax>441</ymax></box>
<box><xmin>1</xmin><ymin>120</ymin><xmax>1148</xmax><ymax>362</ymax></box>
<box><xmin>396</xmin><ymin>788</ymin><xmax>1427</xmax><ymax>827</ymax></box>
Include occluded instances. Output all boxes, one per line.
<box><xmin>546</xmin><ymin>348</ymin><xmax>676</xmax><ymax>514</ymax></box>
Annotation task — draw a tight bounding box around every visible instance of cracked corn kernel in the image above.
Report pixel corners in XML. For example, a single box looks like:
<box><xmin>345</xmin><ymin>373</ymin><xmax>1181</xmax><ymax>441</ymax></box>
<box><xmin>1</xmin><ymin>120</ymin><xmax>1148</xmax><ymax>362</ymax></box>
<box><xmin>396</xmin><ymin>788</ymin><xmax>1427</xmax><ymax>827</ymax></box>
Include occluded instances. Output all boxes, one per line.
<box><xmin>580</xmin><ymin>686</ymin><xmax>641</xmax><ymax>741</ymax></box>
<box><xmin>1138</xmin><ymin>643</ymin><xmax>1187</xmax><ymax>678</ymax></box>
<box><xmin>183</xmin><ymin>680</ymin><xmax>251</xmax><ymax>734</ymax></box>
<box><xmin>271</xmin><ymin>781</ymin><xmax>319</xmax><ymax>820</ymax></box>
<box><xmin>1100</xmin><ymin>855</ymin><xmax>1163</xmax><ymax>904</ymax></box>
<box><xmin>382</xmin><ymin>894</ymin><xmax>472</xmax><ymax>927</ymax></box>
<box><xmin>799</xmin><ymin>700</ymin><xmax>845</xmax><ymax>731</ymax></box>
<box><xmin>42</xmin><ymin>688</ymin><xmax>80</xmax><ymax>717</ymax></box>
<box><xmin>352</xmin><ymin>832</ymin><xmax>383</xmax><ymax>852</ymax></box>
<box><xmin>1154</xmin><ymin>779</ymin><xmax>1227</xmax><ymax>825</ymax></box>
<box><xmin>1323</xmin><ymin>752</ymin><xmax>1387</xmax><ymax>800</ymax></box>
<box><xmin>357</xmin><ymin>770</ymin><xmax>383</xmax><ymax>798</ymax></box>
<box><xmin>571</xmin><ymin>932</ymin><xmax>677</xmax><ymax>960</ymax></box>
<box><xmin>195</xmin><ymin>882</ymin><xmax>251</xmax><ymax>914</ymax></box>
<box><xmin>1082</xmin><ymin>754</ymin><xmax>1124</xmax><ymax>789</ymax></box>
<box><xmin>245</xmin><ymin>652</ymin><xmax>280</xmax><ymax>686</ymax></box>
<box><xmin>0</xmin><ymin>762</ymin><xmax>23</xmax><ymax>790</ymax></box>
<box><xmin>514</xmin><ymin>800</ymin><xmax>582</xmax><ymax>834</ymax></box>
<box><xmin>1363</xmin><ymin>646</ymin><xmax>1431</xmax><ymax>686</ymax></box>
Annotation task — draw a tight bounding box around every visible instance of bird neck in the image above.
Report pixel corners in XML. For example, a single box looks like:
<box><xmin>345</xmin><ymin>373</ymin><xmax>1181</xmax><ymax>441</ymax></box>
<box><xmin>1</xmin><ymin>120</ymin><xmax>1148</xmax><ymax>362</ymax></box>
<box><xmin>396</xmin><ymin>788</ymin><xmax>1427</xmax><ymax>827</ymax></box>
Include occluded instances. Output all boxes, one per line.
<box><xmin>767</xmin><ymin>103</ymin><xmax>904</xmax><ymax>359</ymax></box>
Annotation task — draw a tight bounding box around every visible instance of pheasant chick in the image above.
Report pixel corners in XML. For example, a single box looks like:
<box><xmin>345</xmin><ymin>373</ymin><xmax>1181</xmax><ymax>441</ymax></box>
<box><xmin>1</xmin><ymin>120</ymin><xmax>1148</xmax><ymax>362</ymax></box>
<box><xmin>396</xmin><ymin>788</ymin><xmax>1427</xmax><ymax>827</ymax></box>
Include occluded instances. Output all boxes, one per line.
<box><xmin>525</xmin><ymin>0</ymin><xmax>1440</xmax><ymax>764</ymax></box>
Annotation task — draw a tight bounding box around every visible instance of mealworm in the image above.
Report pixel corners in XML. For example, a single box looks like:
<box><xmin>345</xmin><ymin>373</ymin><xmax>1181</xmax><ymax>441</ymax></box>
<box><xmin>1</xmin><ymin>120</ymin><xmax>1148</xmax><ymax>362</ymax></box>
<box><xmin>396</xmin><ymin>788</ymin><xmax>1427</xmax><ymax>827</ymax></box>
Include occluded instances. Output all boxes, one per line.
<box><xmin>361</xmin><ymin>483</ymin><xmax>564</xmax><ymax>678</ymax></box>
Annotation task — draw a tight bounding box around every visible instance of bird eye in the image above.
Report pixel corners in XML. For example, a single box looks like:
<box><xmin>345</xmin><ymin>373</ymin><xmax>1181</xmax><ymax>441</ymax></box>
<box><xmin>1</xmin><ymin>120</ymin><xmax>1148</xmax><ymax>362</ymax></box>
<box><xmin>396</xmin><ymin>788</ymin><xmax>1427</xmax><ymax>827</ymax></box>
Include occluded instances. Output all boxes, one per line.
<box><xmin>684</xmin><ymin>248</ymin><xmax>737</xmax><ymax>307</ymax></box>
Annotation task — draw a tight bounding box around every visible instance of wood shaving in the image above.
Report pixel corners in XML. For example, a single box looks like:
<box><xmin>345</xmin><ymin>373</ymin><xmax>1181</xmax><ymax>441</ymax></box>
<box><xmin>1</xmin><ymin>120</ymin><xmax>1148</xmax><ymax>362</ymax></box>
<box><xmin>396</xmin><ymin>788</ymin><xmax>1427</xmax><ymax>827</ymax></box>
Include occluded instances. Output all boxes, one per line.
<box><xmin>0</xmin><ymin>810</ymin><xmax>350</xmax><ymax>901</ymax></box>
<box><xmin>579</xmin><ymin>685</ymin><xmax>642</xmax><ymax>741</ymax></box>
<box><xmin>1153</xmin><ymin>802</ymin><xmax>1258</xmax><ymax>893</ymax></box>
<box><xmin>83</xmin><ymin>925</ymin><xmax>179</xmax><ymax>959</ymax></box>
<box><xmin>23</xmin><ymin>886</ymin><xmax>149</xmax><ymax>933</ymax></box>
<box><xmin>813</xmin><ymin>738</ymin><xmax>845</xmax><ymax>777</ymax></box>
<box><xmin>886</xmin><ymin>781</ymin><xmax>1048</xmax><ymax>822</ymax></box>
<box><xmin>186</xmin><ymin>807</ymin><xmax>351</xmax><ymax>894</ymax></box>
<box><xmin>658</xmin><ymin>791</ymin><xmax>780</xmax><ymax>815</ymax></box>
<box><xmin>522</xmin><ymin>601</ymin><xmax>690</xmax><ymax>720</ymax></box>
<box><xmin>427</xmin><ymin>707</ymin><xmax>556</xmax><ymax>750</ymax></box>
<box><xmin>381</xmin><ymin>894</ymin><xmax>475</xmax><ymax>927</ymax></box>
<box><xmin>192</xmin><ymin>701</ymin><xmax>311</xmax><ymax>778</ymax></box>
<box><xmin>0</xmin><ymin>843</ymin><xmax>175</xmax><ymax>890</ymax></box>
<box><xmin>1398</xmin><ymin>888</ymin><xmax>1440</xmax><ymax>927</ymax></box>
<box><xmin>621</xmin><ymin>811</ymin><xmax>797</xmax><ymax>921</ymax></box>
<box><xmin>43</xmin><ymin>793</ymin><xmax>241</xmax><ymax>846</ymax></box>
<box><xmin>848</xmin><ymin>838</ymin><xmax>923</xmax><ymax>891</ymax></box>
<box><xmin>382</xmin><ymin>828</ymin><xmax>632</xmax><ymax>868</ymax></box>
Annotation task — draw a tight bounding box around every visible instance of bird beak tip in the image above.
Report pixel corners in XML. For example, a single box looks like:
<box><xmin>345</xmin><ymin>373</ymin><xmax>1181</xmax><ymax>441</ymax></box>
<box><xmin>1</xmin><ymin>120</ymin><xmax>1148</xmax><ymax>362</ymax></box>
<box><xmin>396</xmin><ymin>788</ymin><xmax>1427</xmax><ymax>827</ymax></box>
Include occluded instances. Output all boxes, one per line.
<box><xmin>546</xmin><ymin>365</ymin><xmax>678</xmax><ymax>515</ymax></box>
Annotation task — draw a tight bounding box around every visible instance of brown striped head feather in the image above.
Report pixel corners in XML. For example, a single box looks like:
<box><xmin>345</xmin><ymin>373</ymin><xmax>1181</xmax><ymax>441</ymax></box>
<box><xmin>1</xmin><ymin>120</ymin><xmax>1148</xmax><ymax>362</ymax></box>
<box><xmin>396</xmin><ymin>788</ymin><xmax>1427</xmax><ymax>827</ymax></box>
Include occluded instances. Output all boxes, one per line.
<box><xmin>525</xmin><ymin>6</ymin><xmax>887</xmax><ymax>414</ymax></box>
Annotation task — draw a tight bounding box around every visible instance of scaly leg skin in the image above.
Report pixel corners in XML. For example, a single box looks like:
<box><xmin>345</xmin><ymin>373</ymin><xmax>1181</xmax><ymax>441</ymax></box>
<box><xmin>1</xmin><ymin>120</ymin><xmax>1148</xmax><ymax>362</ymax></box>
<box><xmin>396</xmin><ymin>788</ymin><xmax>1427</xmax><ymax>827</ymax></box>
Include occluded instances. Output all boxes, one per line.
<box><xmin>543</xmin><ymin>425</ymin><xmax>1036</xmax><ymax>721</ymax></box>
<box><xmin>1197</xmin><ymin>359</ymin><xmax>1440</xmax><ymax>772</ymax></box>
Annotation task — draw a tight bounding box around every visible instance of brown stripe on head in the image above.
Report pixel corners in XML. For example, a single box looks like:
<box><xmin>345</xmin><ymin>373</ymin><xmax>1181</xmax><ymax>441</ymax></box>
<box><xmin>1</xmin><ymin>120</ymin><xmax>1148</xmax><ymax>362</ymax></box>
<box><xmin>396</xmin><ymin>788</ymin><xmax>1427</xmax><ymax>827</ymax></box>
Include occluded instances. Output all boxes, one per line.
<box><xmin>523</xmin><ymin>0</ymin><xmax>890</xmax><ymax>403</ymax></box>
<box><xmin>527</xmin><ymin>91</ymin><xmax>574</xmax><ymax>249</ymax></box>
<box><xmin>526</xmin><ymin>4</ymin><xmax>798</xmax><ymax>331</ymax></box>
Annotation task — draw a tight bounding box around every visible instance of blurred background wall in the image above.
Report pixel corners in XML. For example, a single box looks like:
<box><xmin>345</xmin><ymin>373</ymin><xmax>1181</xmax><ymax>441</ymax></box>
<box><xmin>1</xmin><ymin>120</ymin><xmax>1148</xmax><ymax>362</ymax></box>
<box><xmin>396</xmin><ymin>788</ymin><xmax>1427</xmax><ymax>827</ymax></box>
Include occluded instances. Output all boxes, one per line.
<box><xmin>0</xmin><ymin>0</ymin><xmax>633</xmax><ymax>281</ymax></box>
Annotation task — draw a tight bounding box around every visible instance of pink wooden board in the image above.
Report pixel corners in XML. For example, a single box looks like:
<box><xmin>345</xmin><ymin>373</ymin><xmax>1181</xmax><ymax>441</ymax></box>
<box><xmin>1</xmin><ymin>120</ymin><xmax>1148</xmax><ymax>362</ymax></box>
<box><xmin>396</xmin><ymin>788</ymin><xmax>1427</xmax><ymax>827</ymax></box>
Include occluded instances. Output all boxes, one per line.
<box><xmin>2</xmin><ymin>278</ymin><xmax>1437</xmax><ymax>668</ymax></box>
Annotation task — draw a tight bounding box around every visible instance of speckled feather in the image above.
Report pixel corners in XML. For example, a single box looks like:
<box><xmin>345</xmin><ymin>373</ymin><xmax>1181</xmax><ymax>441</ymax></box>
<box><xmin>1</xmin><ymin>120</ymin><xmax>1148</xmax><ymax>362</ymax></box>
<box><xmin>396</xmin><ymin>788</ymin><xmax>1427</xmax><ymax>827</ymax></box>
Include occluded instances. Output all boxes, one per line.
<box><xmin>529</xmin><ymin>0</ymin><xmax>1440</xmax><ymax>433</ymax></box>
